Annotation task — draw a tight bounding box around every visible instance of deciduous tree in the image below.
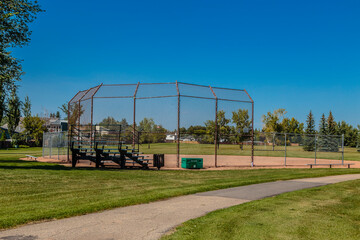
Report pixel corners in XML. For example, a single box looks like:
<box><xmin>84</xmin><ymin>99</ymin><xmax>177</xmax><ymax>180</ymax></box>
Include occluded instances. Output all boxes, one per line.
<box><xmin>58</xmin><ymin>103</ymin><xmax>68</xmax><ymax>120</ymax></box>
<box><xmin>232</xmin><ymin>109</ymin><xmax>251</xmax><ymax>149</ymax></box>
<box><xmin>1</xmin><ymin>1</ymin><xmax>43</xmax><ymax>122</ymax></box>
<box><xmin>262</xmin><ymin>108</ymin><xmax>286</xmax><ymax>133</ymax></box>
<box><xmin>22</xmin><ymin>116</ymin><xmax>46</xmax><ymax>146</ymax></box>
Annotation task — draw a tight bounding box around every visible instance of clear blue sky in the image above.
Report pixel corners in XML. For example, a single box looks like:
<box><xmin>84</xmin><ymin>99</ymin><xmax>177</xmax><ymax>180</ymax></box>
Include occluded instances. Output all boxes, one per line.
<box><xmin>14</xmin><ymin>0</ymin><xmax>360</xmax><ymax>129</ymax></box>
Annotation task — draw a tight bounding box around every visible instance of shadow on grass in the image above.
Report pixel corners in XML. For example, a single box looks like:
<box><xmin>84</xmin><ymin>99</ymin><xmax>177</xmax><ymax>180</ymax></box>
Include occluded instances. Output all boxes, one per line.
<box><xmin>0</xmin><ymin>160</ymin><xmax>38</xmax><ymax>163</ymax></box>
<box><xmin>0</xmin><ymin>163</ymin><xmax>153</xmax><ymax>172</ymax></box>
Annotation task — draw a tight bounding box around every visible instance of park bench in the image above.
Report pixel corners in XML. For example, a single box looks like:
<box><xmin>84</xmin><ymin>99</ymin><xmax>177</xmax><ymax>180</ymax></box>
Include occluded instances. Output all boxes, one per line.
<box><xmin>25</xmin><ymin>155</ymin><xmax>38</xmax><ymax>161</ymax></box>
<box><xmin>307</xmin><ymin>163</ymin><xmax>354</xmax><ymax>169</ymax></box>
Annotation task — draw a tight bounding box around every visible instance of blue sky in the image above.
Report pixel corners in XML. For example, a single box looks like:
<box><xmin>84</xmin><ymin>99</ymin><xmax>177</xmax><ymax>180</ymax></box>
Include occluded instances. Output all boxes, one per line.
<box><xmin>13</xmin><ymin>0</ymin><xmax>360</xmax><ymax>129</ymax></box>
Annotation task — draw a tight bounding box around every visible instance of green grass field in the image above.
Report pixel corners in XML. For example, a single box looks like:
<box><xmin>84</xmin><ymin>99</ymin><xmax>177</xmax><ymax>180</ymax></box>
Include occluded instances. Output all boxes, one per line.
<box><xmin>139</xmin><ymin>143</ymin><xmax>360</xmax><ymax>161</ymax></box>
<box><xmin>163</xmin><ymin>179</ymin><xmax>360</xmax><ymax>240</ymax></box>
<box><xmin>1</xmin><ymin>147</ymin><xmax>360</xmax><ymax>230</ymax></box>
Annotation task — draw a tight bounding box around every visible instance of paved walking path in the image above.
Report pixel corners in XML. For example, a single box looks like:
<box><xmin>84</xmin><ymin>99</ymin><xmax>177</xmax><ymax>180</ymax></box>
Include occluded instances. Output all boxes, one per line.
<box><xmin>1</xmin><ymin>174</ymin><xmax>360</xmax><ymax>240</ymax></box>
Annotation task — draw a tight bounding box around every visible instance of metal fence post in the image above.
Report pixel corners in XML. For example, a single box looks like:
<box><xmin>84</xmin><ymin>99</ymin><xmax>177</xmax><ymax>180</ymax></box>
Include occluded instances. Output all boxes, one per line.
<box><xmin>243</xmin><ymin>89</ymin><xmax>254</xmax><ymax>167</ymax></box>
<box><xmin>284</xmin><ymin>133</ymin><xmax>287</xmax><ymax>166</ymax></box>
<box><xmin>49</xmin><ymin>134</ymin><xmax>52</xmax><ymax>159</ymax></box>
<box><xmin>176</xmin><ymin>81</ymin><xmax>180</xmax><ymax>168</ymax></box>
<box><xmin>214</xmin><ymin>98</ymin><xmax>218</xmax><ymax>168</ymax></box>
<box><xmin>314</xmin><ymin>134</ymin><xmax>317</xmax><ymax>165</ymax></box>
<box><xmin>42</xmin><ymin>132</ymin><xmax>45</xmax><ymax>157</ymax></box>
<box><xmin>272</xmin><ymin>133</ymin><xmax>275</xmax><ymax>151</ymax></box>
<box><xmin>209</xmin><ymin>85</ymin><xmax>218</xmax><ymax>168</ymax></box>
<box><xmin>342</xmin><ymin>134</ymin><xmax>344</xmax><ymax>165</ymax></box>
<box><xmin>133</xmin><ymin>83</ymin><xmax>139</xmax><ymax>149</ymax></box>
<box><xmin>251</xmin><ymin>102</ymin><xmax>254</xmax><ymax>167</ymax></box>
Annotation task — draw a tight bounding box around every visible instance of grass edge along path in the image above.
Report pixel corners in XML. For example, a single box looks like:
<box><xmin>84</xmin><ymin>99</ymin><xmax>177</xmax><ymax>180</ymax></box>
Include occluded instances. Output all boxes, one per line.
<box><xmin>1</xmin><ymin>153</ymin><xmax>360</xmax><ymax>230</ymax></box>
<box><xmin>163</xmin><ymin>179</ymin><xmax>360</xmax><ymax>240</ymax></box>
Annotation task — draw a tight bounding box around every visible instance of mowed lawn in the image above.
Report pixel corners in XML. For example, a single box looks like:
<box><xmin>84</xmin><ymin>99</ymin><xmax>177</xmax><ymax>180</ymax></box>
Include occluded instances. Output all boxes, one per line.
<box><xmin>1</xmin><ymin>148</ymin><xmax>360</xmax><ymax>230</ymax></box>
<box><xmin>140</xmin><ymin>143</ymin><xmax>360</xmax><ymax>161</ymax></box>
<box><xmin>164</xmin><ymin>179</ymin><xmax>360</xmax><ymax>240</ymax></box>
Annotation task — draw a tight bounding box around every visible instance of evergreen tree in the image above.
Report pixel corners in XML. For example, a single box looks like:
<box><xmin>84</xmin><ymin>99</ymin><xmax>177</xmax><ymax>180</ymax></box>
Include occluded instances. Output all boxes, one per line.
<box><xmin>327</xmin><ymin>111</ymin><xmax>337</xmax><ymax>135</ymax></box>
<box><xmin>303</xmin><ymin>111</ymin><xmax>316</xmax><ymax>151</ymax></box>
<box><xmin>56</xmin><ymin>111</ymin><xmax>60</xmax><ymax>119</ymax></box>
<box><xmin>319</xmin><ymin>114</ymin><xmax>327</xmax><ymax>135</ymax></box>
<box><xmin>317</xmin><ymin>113</ymin><xmax>337</xmax><ymax>152</ymax></box>
<box><xmin>327</xmin><ymin>111</ymin><xmax>339</xmax><ymax>152</ymax></box>
<box><xmin>119</xmin><ymin>118</ymin><xmax>129</xmax><ymax>130</ymax></box>
<box><xmin>21</xmin><ymin>96</ymin><xmax>31</xmax><ymax>142</ymax></box>
<box><xmin>6</xmin><ymin>89</ymin><xmax>21</xmax><ymax>136</ymax></box>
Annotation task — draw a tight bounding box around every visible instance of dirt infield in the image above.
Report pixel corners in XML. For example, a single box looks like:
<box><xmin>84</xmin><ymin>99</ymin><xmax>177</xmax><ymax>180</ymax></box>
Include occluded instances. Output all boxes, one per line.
<box><xmin>29</xmin><ymin>154</ymin><xmax>360</xmax><ymax>169</ymax></box>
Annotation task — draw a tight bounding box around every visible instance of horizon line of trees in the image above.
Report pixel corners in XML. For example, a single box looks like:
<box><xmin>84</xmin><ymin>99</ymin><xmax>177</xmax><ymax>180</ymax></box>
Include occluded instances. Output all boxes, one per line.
<box><xmin>96</xmin><ymin>109</ymin><xmax>251</xmax><ymax>146</ymax></box>
<box><xmin>94</xmin><ymin>107</ymin><xmax>359</xmax><ymax>150</ymax></box>
<box><xmin>262</xmin><ymin>109</ymin><xmax>359</xmax><ymax>149</ymax></box>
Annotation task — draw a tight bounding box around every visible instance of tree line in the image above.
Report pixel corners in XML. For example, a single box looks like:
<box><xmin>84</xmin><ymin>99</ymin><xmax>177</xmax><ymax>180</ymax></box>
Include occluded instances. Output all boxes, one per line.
<box><xmin>1</xmin><ymin>96</ymin><xmax>47</xmax><ymax>147</ymax></box>
<box><xmin>97</xmin><ymin>109</ymin><xmax>251</xmax><ymax>146</ymax></box>
<box><xmin>262</xmin><ymin>109</ymin><xmax>359</xmax><ymax>148</ymax></box>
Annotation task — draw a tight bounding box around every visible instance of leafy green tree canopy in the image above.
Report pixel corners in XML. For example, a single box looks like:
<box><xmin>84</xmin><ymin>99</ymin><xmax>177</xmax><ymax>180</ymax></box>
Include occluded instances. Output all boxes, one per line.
<box><xmin>1</xmin><ymin>1</ymin><xmax>43</xmax><ymax>125</ymax></box>
<box><xmin>22</xmin><ymin>115</ymin><xmax>46</xmax><ymax>146</ymax></box>
<box><xmin>58</xmin><ymin>103</ymin><xmax>68</xmax><ymax>120</ymax></box>
<box><xmin>22</xmin><ymin>96</ymin><xmax>31</xmax><ymax>118</ymax></box>
<box><xmin>262</xmin><ymin>108</ymin><xmax>287</xmax><ymax>132</ymax></box>
<box><xmin>1</xmin><ymin>1</ymin><xmax>44</xmax><ymax>48</ymax></box>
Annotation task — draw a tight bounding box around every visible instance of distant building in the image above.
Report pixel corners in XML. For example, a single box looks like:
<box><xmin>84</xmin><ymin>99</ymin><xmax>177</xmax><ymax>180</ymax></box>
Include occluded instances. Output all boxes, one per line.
<box><xmin>180</xmin><ymin>135</ymin><xmax>196</xmax><ymax>142</ymax></box>
<box><xmin>1</xmin><ymin>119</ymin><xmax>25</xmax><ymax>136</ymax></box>
<box><xmin>44</xmin><ymin>118</ymin><xmax>68</xmax><ymax>132</ymax></box>
<box><xmin>166</xmin><ymin>134</ymin><xmax>177</xmax><ymax>142</ymax></box>
<box><xmin>95</xmin><ymin>125</ymin><xmax>111</xmax><ymax>135</ymax></box>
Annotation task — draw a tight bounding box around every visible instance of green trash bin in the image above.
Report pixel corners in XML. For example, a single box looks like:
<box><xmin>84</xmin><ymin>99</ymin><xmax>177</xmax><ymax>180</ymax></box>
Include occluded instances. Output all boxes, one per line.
<box><xmin>181</xmin><ymin>158</ymin><xmax>203</xmax><ymax>169</ymax></box>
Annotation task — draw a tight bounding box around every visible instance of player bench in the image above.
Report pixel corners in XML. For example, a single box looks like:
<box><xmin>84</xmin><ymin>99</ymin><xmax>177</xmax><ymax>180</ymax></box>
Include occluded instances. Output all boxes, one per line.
<box><xmin>25</xmin><ymin>155</ymin><xmax>38</xmax><ymax>160</ymax></box>
<box><xmin>307</xmin><ymin>163</ymin><xmax>355</xmax><ymax>169</ymax></box>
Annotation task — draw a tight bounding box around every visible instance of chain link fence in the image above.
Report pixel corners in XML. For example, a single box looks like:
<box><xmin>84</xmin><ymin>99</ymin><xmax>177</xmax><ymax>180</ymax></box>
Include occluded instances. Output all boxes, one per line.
<box><xmin>42</xmin><ymin>130</ymin><xmax>351</xmax><ymax>168</ymax></box>
<box><xmin>253</xmin><ymin>132</ymin><xmax>345</xmax><ymax>166</ymax></box>
<box><xmin>67</xmin><ymin>82</ymin><xmax>255</xmax><ymax>167</ymax></box>
<box><xmin>42</xmin><ymin>131</ymin><xmax>68</xmax><ymax>161</ymax></box>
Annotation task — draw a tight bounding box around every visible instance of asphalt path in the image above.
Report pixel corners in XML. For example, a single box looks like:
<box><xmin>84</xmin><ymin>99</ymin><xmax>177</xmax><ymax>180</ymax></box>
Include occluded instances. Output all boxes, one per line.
<box><xmin>1</xmin><ymin>174</ymin><xmax>360</xmax><ymax>240</ymax></box>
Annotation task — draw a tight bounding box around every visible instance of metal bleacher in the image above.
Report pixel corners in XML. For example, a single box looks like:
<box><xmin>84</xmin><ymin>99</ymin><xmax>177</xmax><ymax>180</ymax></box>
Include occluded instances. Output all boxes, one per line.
<box><xmin>70</xmin><ymin>124</ymin><xmax>151</xmax><ymax>169</ymax></box>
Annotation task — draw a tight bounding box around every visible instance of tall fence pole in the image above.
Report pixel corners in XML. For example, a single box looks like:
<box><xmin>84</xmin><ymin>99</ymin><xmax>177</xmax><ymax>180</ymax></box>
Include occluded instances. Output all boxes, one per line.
<box><xmin>49</xmin><ymin>134</ymin><xmax>52</xmax><ymax>159</ymax></box>
<box><xmin>251</xmin><ymin>102</ymin><xmax>254</xmax><ymax>167</ymax></box>
<box><xmin>58</xmin><ymin>141</ymin><xmax>60</xmax><ymax>160</ymax></box>
<box><xmin>214</xmin><ymin>99</ymin><xmax>218</xmax><ymax>168</ymax></box>
<box><xmin>176</xmin><ymin>81</ymin><xmax>180</xmax><ymax>168</ymax></box>
<box><xmin>133</xmin><ymin>82</ymin><xmax>140</xmax><ymax>149</ymax></box>
<box><xmin>284</xmin><ymin>133</ymin><xmax>287</xmax><ymax>166</ymax></box>
<box><xmin>90</xmin><ymin>92</ymin><xmax>94</xmax><ymax>148</ymax></box>
<box><xmin>342</xmin><ymin>134</ymin><xmax>345</xmax><ymax>165</ymax></box>
<box><xmin>42</xmin><ymin>132</ymin><xmax>45</xmax><ymax>157</ymax></box>
<box><xmin>243</xmin><ymin>89</ymin><xmax>254</xmax><ymax>167</ymax></box>
<box><xmin>209</xmin><ymin>86</ymin><xmax>218</xmax><ymax>168</ymax></box>
<box><xmin>314</xmin><ymin>134</ymin><xmax>317</xmax><ymax>165</ymax></box>
<box><xmin>272</xmin><ymin>133</ymin><xmax>275</xmax><ymax>151</ymax></box>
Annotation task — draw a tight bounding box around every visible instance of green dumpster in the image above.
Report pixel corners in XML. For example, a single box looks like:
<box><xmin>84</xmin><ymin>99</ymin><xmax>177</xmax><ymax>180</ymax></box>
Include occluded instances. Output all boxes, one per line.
<box><xmin>181</xmin><ymin>158</ymin><xmax>203</xmax><ymax>169</ymax></box>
